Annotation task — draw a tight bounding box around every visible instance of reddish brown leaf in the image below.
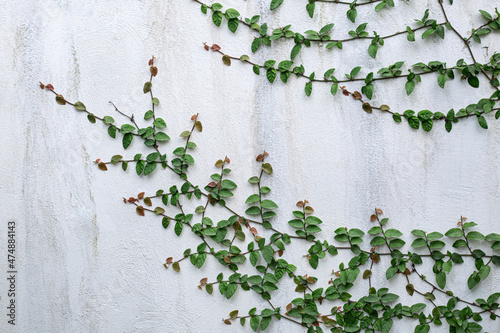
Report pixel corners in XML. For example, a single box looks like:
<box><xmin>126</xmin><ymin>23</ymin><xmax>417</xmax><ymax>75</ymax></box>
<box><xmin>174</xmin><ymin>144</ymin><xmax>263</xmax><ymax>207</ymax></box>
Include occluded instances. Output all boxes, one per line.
<box><xmin>286</xmin><ymin>303</ymin><xmax>293</xmax><ymax>312</ymax></box>
<box><xmin>150</xmin><ymin>66</ymin><xmax>158</xmax><ymax>77</ymax></box>
<box><xmin>204</xmin><ymin>44</ymin><xmax>209</xmax><ymax>51</ymax></box>
<box><xmin>191</xmin><ymin>114</ymin><xmax>198</xmax><ymax>121</ymax></box>
<box><xmin>98</xmin><ymin>162</ymin><xmax>108</xmax><ymax>171</ymax></box>
<box><xmin>342</xmin><ymin>89</ymin><xmax>349</xmax><ymax>96</ymax></box>
<box><xmin>370</xmin><ymin>214</ymin><xmax>377</xmax><ymax>222</ymax></box>
<box><xmin>264</xmin><ymin>152</ymin><xmax>269</xmax><ymax>157</ymax></box>
<box><xmin>216</xmin><ymin>182</ymin><xmax>221</xmax><ymax>188</ymax></box>
<box><xmin>375</xmin><ymin>208</ymin><xmax>383</xmax><ymax>214</ymax></box>
<box><xmin>166</xmin><ymin>257</ymin><xmax>173</xmax><ymax>264</ymax></box>
<box><xmin>225</xmin><ymin>157</ymin><xmax>230</xmax><ymax>164</ymax></box>
<box><xmin>312</xmin><ymin>321</ymin><xmax>319</xmax><ymax>327</ymax></box>
<box><xmin>211</xmin><ymin>44</ymin><xmax>221</xmax><ymax>51</ymax></box>
<box><xmin>45</xmin><ymin>84</ymin><xmax>54</xmax><ymax>91</ymax></box>
<box><xmin>128</xmin><ymin>197</ymin><xmax>136</xmax><ymax>203</ymax></box>
<box><xmin>148</xmin><ymin>58</ymin><xmax>154</xmax><ymax>66</ymax></box>
<box><xmin>232</xmin><ymin>222</ymin><xmax>240</xmax><ymax>231</ymax></box>
<box><xmin>296</xmin><ymin>201</ymin><xmax>304</xmax><ymax>207</ymax></box>
<box><xmin>306</xmin><ymin>277</ymin><xmax>316</xmax><ymax>284</ymax></box>
<box><xmin>136</xmin><ymin>206</ymin><xmax>145</xmax><ymax>216</ymax></box>
<box><xmin>200</xmin><ymin>277</ymin><xmax>208</xmax><ymax>286</ymax></box>
<box><xmin>250</xmin><ymin>227</ymin><xmax>258</xmax><ymax>235</ymax></box>
<box><xmin>278</xmin><ymin>250</ymin><xmax>284</xmax><ymax>257</ymax></box>
<box><xmin>352</xmin><ymin>91</ymin><xmax>362</xmax><ymax>100</ymax></box>
<box><xmin>362</xmin><ymin>102</ymin><xmax>373</xmax><ymax>113</ymax></box>
<box><xmin>207</xmin><ymin>182</ymin><xmax>216</xmax><ymax>188</ymax></box>
<box><xmin>256</xmin><ymin>154</ymin><xmax>264</xmax><ymax>162</ymax></box>
<box><xmin>372</xmin><ymin>254</ymin><xmax>380</xmax><ymax>263</ymax></box>
<box><xmin>39</xmin><ymin>83</ymin><xmax>45</xmax><ymax>89</ymax></box>
<box><xmin>403</xmin><ymin>268</ymin><xmax>411</xmax><ymax>275</ymax></box>
<box><xmin>138</xmin><ymin>192</ymin><xmax>145</xmax><ymax>199</ymax></box>
<box><xmin>223</xmin><ymin>256</ymin><xmax>231</xmax><ymax>263</ymax></box>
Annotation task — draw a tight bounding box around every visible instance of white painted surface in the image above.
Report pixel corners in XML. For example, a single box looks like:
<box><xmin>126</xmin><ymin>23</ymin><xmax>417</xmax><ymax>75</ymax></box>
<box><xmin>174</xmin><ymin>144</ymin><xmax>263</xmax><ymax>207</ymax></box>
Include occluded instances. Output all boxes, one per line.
<box><xmin>1</xmin><ymin>0</ymin><xmax>500</xmax><ymax>332</ymax></box>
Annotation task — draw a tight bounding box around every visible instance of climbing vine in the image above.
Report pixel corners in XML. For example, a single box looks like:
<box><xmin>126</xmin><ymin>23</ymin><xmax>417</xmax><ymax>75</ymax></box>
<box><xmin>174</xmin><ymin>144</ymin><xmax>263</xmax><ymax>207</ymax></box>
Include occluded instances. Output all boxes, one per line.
<box><xmin>40</xmin><ymin>1</ymin><xmax>500</xmax><ymax>332</ymax></box>
<box><xmin>42</xmin><ymin>55</ymin><xmax>500</xmax><ymax>332</ymax></box>
<box><xmin>198</xmin><ymin>0</ymin><xmax>500</xmax><ymax>131</ymax></box>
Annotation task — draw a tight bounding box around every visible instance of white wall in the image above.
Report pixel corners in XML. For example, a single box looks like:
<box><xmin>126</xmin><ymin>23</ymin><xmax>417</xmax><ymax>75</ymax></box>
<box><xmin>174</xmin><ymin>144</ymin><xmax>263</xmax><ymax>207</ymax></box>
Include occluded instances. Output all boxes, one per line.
<box><xmin>1</xmin><ymin>0</ymin><xmax>500</xmax><ymax>332</ymax></box>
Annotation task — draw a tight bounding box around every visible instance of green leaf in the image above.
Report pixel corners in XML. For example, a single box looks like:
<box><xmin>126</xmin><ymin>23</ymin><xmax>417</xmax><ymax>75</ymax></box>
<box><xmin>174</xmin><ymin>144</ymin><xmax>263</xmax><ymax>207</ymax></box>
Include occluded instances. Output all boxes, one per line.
<box><xmin>305</xmin><ymin>225</ymin><xmax>322</xmax><ymax>233</ymax></box>
<box><xmin>306</xmin><ymin>3</ymin><xmax>315</xmax><ymax>18</ymax></box>
<box><xmin>226</xmin><ymin>283</ymin><xmax>237</xmax><ymax>299</ymax></box>
<box><xmin>261</xmin><ymin>200</ymin><xmax>278</xmax><ymax>210</ymax></box>
<box><xmin>479</xmin><ymin>265</ymin><xmax>491</xmax><ymax>280</ymax></box>
<box><xmin>468</xmin><ymin>272</ymin><xmax>481</xmax><ymax>289</ymax></box>
<box><xmin>385</xmin><ymin>229</ymin><xmax>403</xmax><ymax>238</ymax></box>
<box><xmin>389</xmin><ymin>239</ymin><xmax>405</xmax><ymax>248</ymax></box>
<box><xmin>436</xmin><ymin>271</ymin><xmax>446</xmax><ymax>289</ymax></box>
<box><xmin>290</xmin><ymin>44</ymin><xmax>301</xmax><ymax>60</ymax></box>
<box><xmin>270</xmin><ymin>0</ymin><xmax>283</xmax><ymax>10</ymax></box>
<box><xmin>319</xmin><ymin>23</ymin><xmax>334</xmax><ymax>35</ymax></box>
<box><xmin>411</xmin><ymin>238</ymin><xmax>427</xmax><ymax>248</ymax></box>
<box><xmin>250</xmin><ymin>316</ymin><xmax>260</xmax><ymax>332</ymax></box>
<box><xmin>479</xmin><ymin>9</ymin><xmax>492</xmax><ymax>20</ymax></box>
<box><xmin>225</xmin><ymin>8</ymin><xmax>239</xmax><ymax>19</ymax></box>
<box><xmin>246</xmin><ymin>194</ymin><xmax>260</xmax><ymax>204</ymax></box>
<box><xmin>122</xmin><ymin>133</ymin><xmax>133</xmax><ymax>149</ymax></box>
<box><xmin>221</xmin><ymin>180</ymin><xmax>237</xmax><ymax>190</ymax></box>
<box><xmin>251</xmin><ymin>38</ymin><xmax>262</xmax><ymax>53</ymax></box>
<box><xmin>427</xmin><ymin>232</ymin><xmax>443</xmax><ymax>239</ymax></box>
<box><xmin>212</xmin><ymin>10</ymin><xmax>223</xmax><ymax>26</ymax></box>
<box><xmin>370</xmin><ymin>236</ymin><xmax>386</xmax><ymax>246</ymax></box>
<box><xmin>468</xmin><ymin>76</ymin><xmax>480</xmax><ymax>88</ymax></box>
<box><xmin>154</xmin><ymin>132</ymin><xmax>170</xmax><ymax>142</ymax></box>
<box><xmin>246</xmin><ymin>206</ymin><xmax>261</xmax><ymax>216</ymax></box>
<box><xmin>422</xmin><ymin>28</ymin><xmax>435</xmax><ymax>39</ymax></box>
<box><xmin>111</xmin><ymin>155</ymin><xmax>122</xmax><ymax>164</ymax></box>
<box><xmin>144</xmin><ymin>162</ymin><xmax>157</xmax><ymax>175</ymax></box>
<box><xmin>368</xmin><ymin>44</ymin><xmax>378</xmax><ymax>58</ymax></box>
<box><xmin>393</xmin><ymin>112</ymin><xmax>402</xmax><ymax>122</ymax></box>
<box><xmin>103</xmin><ymin>116</ymin><xmax>114</xmax><ymax>124</ymax></box>
<box><xmin>375</xmin><ymin>2</ymin><xmax>386</xmax><ymax>12</ymax></box>
<box><xmin>445</xmin><ymin>228</ymin><xmax>463</xmax><ymax>238</ymax></box>
<box><xmin>262</xmin><ymin>245</ymin><xmax>274</xmax><ymax>263</ymax></box>
<box><xmin>266</xmin><ymin>68</ymin><xmax>277</xmax><ymax>83</ymax></box>
<box><xmin>262</xmin><ymin>163</ymin><xmax>273</xmax><ymax>175</ymax></box>
<box><xmin>305</xmin><ymin>82</ymin><xmax>313</xmax><ymax>97</ymax></box>
<box><xmin>154</xmin><ymin>118</ymin><xmax>167</xmax><ymax>128</ymax></box>
<box><xmin>478</xmin><ymin>115</ymin><xmax>488</xmax><ymax>129</ymax></box>
<box><xmin>74</xmin><ymin>101</ymin><xmax>86</xmax><ymax>111</ymax></box>
<box><xmin>415</xmin><ymin>324</ymin><xmax>430</xmax><ymax>333</ymax></box>
<box><xmin>174</xmin><ymin>221</ymin><xmax>183</xmax><ymax>236</ymax></box>
<box><xmin>405</xmin><ymin>80</ymin><xmax>415</xmax><ymax>95</ymax></box>
<box><xmin>467</xmin><ymin>231</ymin><xmax>485</xmax><ymax>240</ymax></box>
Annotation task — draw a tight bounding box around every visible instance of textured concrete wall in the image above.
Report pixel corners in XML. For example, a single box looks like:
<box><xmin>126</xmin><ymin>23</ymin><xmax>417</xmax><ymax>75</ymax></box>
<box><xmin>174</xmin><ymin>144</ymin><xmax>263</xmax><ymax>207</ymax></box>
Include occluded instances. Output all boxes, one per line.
<box><xmin>1</xmin><ymin>0</ymin><xmax>500</xmax><ymax>332</ymax></box>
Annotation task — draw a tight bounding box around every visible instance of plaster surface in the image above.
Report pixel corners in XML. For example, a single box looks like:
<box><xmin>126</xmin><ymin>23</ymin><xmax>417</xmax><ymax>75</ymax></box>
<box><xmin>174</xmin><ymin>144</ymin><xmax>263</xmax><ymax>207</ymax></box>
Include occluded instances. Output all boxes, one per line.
<box><xmin>1</xmin><ymin>0</ymin><xmax>500</xmax><ymax>332</ymax></box>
